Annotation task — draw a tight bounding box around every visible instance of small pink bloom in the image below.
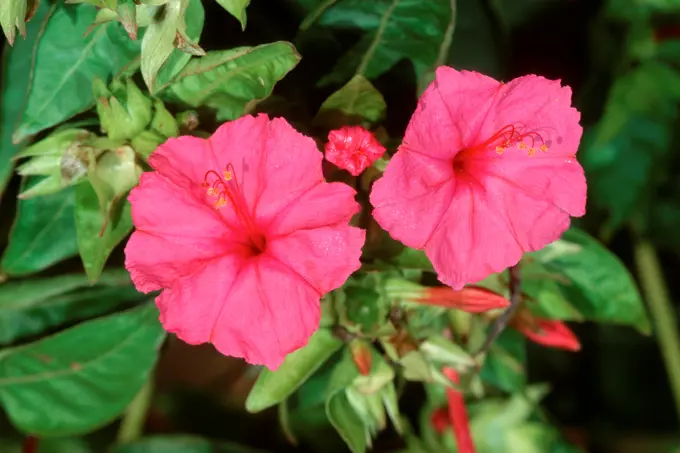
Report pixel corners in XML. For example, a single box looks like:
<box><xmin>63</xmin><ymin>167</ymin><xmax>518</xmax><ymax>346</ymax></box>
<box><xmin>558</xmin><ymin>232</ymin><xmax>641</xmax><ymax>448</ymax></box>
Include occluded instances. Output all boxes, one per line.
<box><xmin>415</xmin><ymin>286</ymin><xmax>510</xmax><ymax>313</ymax></box>
<box><xmin>370</xmin><ymin>67</ymin><xmax>586</xmax><ymax>289</ymax></box>
<box><xmin>325</xmin><ymin>125</ymin><xmax>386</xmax><ymax>176</ymax></box>
<box><xmin>124</xmin><ymin>114</ymin><xmax>365</xmax><ymax>369</ymax></box>
<box><xmin>512</xmin><ymin>308</ymin><xmax>581</xmax><ymax>351</ymax></box>
<box><xmin>442</xmin><ymin>367</ymin><xmax>476</xmax><ymax>453</ymax></box>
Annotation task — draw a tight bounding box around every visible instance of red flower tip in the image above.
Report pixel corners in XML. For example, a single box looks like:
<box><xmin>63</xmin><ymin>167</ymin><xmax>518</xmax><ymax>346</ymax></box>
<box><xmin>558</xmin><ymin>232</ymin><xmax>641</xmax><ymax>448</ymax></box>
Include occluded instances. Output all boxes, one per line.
<box><xmin>513</xmin><ymin>313</ymin><xmax>581</xmax><ymax>351</ymax></box>
<box><xmin>325</xmin><ymin>125</ymin><xmax>386</xmax><ymax>176</ymax></box>
<box><xmin>416</xmin><ymin>286</ymin><xmax>510</xmax><ymax>313</ymax></box>
<box><xmin>430</xmin><ymin>407</ymin><xmax>450</xmax><ymax>434</ymax></box>
<box><xmin>349</xmin><ymin>339</ymin><xmax>373</xmax><ymax>375</ymax></box>
<box><xmin>442</xmin><ymin>367</ymin><xmax>476</xmax><ymax>453</ymax></box>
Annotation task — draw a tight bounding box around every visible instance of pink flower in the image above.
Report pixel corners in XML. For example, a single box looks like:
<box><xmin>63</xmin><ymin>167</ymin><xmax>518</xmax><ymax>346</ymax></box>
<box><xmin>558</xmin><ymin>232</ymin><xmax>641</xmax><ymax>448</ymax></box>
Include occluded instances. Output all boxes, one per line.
<box><xmin>370</xmin><ymin>67</ymin><xmax>586</xmax><ymax>290</ymax></box>
<box><xmin>124</xmin><ymin>114</ymin><xmax>365</xmax><ymax>369</ymax></box>
<box><xmin>325</xmin><ymin>125</ymin><xmax>386</xmax><ymax>176</ymax></box>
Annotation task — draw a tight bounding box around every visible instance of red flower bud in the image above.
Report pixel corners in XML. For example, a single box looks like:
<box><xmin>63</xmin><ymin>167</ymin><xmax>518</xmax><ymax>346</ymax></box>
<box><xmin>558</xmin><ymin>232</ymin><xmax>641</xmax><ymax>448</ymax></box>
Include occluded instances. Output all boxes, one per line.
<box><xmin>442</xmin><ymin>367</ymin><xmax>476</xmax><ymax>453</ymax></box>
<box><xmin>430</xmin><ymin>407</ymin><xmax>450</xmax><ymax>434</ymax></box>
<box><xmin>512</xmin><ymin>310</ymin><xmax>581</xmax><ymax>351</ymax></box>
<box><xmin>350</xmin><ymin>339</ymin><xmax>373</xmax><ymax>375</ymax></box>
<box><xmin>416</xmin><ymin>286</ymin><xmax>510</xmax><ymax>313</ymax></box>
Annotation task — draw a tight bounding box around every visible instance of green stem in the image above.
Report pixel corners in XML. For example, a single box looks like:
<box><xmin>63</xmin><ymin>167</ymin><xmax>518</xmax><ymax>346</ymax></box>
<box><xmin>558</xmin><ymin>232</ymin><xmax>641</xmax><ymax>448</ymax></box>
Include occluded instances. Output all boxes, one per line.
<box><xmin>299</xmin><ymin>0</ymin><xmax>339</xmax><ymax>31</ymax></box>
<box><xmin>634</xmin><ymin>239</ymin><xmax>680</xmax><ymax>422</ymax></box>
<box><xmin>117</xmin><ymin>378</ymin><xmax>154</xmax><ymax>444</ymax></box>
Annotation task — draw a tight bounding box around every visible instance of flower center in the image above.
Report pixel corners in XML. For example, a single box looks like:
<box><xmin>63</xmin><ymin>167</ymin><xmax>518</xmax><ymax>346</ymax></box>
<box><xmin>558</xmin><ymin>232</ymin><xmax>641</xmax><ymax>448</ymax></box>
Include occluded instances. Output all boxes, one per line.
<box><xmin>203</xmin><ymin>163</ymin><xmax>266</xmax><ymax>254</ymax></box>
<box><xmin>467</xmin><ymin>124</ymin><xmax>549</xmax><ymax>157</ymax></box>
<box><xmin>453</xmin><ymin>124</ymin><xmax>550</xmax><ymax>175</ymax></box>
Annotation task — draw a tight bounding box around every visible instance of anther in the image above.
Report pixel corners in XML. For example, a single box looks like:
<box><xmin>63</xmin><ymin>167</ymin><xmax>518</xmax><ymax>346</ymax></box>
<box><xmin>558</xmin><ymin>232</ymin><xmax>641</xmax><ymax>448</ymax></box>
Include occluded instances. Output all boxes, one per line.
<box><xmin>540</xmin><ymin>144</ymin><xmax>548</xmax><ymax>152</ymax></box>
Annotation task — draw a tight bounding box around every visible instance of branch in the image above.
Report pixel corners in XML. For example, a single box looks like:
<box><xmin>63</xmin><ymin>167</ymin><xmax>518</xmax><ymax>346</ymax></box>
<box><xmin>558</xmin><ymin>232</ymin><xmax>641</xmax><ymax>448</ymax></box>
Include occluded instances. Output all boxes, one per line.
<box><xmin>474</xmin><ymin>264</ymin><xmax>522</xmax><ymax>357</ymax></box>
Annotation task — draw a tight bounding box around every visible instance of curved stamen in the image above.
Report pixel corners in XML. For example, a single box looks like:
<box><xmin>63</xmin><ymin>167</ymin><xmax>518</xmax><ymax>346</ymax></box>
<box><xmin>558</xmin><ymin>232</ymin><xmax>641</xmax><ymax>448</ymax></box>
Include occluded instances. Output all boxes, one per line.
<box><xmin>203</xmin><ymin>164</ymin><xmax>265</xmax><ymax>252</ymax></box>
<box><xmin>468</xmin><ymin>124</ymin><xmax>550</xmax><ymax>156</ymax></box>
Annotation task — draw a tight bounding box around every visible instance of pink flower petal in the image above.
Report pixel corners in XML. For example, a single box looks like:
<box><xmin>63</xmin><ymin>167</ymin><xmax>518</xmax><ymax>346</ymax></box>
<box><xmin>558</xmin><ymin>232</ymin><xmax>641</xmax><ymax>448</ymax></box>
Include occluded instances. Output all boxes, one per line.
<box><xmin>370</xmin><ymin>150</ymin><xmax>455</xmax><ymax>249</ymax></box>
<box><xmin>125</xmin><ymin>173</ymin><xmax>237</xmax><ymax>293</ymax></box>
<box><xmin>254</xmin><ymin>117</ymin><xmax>326</xmax><ymax>222</ymax></box>
<box><xmin>267</xmin><ymin>225</ymin><xmax>365</xmax><ymax>294</ymax></box>
<box><xmin>425</xmin><ymin>181</ymin><xmax>525</xmax><ymax>288</ymax></box>
<box><xmin>148</xmin><ymin>135</ymin><xmax>213</xmax><ymax>195</ymax></box>
<box><xmin>267</xmin><ymin>182</ymin><xmax>360</xmax><ymax>237</ymax></box>
<box><xmin>207</xmin><ymin>114</ymin><xmax>270</xmax><ymax>207</ymax></box>
<box><xmin>155</xmin><ymin>254</ymin><xmax>245</xmax><ymax>345</ymax></box>
<box><xmin>489</xmin><ymin>75</ymin><xmax>582</xmax><ymax>158</ymax></box>
<box><xmin>211</xmin><ymin>255</ymin><xmax>322</xmax><ymax>369</ymax></box>
<box><xmin>404</xmin><ymin>67</ymin><xmax>500</xmax><ymax>160</ymax></box>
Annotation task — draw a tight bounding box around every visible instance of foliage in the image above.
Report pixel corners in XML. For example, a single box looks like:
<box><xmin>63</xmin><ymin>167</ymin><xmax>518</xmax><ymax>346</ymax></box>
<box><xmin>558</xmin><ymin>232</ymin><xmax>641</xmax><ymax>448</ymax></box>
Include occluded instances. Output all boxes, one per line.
<box><xmin>0</xmin><ymin>0</ymin><xmax>674</xmax><ymax>452</ymax></box>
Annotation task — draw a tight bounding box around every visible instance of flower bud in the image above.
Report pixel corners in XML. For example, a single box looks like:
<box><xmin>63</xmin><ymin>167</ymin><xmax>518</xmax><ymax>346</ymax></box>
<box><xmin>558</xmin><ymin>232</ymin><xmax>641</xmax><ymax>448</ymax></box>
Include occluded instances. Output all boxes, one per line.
<box><xmin>14</xmin><ymin>129</ymin><xmax>95</xmax><ymax>199</ymax></box>
<box><xmin>511</xmin><ymin>309</ymin><xmax>581</xmax><ymax>351</ymax></box>
<box><xmin>350</xmin><ymin>339</ymin><xmax>373</xmax><ymax>376</ymax></box>
<box><xmin>94</xmin><ymin>77</ymin><xmax>153</xmax><ymax>140</ymax></box>
<box><xmin>384</xmin><ymin>278</ymin><xmax>509</xmax><ymax>313</ymax></box>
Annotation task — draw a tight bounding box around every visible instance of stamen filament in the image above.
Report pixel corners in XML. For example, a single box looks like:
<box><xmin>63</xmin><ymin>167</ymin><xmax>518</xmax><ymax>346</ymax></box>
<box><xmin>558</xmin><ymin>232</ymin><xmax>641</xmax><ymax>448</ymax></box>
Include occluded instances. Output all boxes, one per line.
<box><xmin>203</xmin><ymin>164</ymin><xmax>265</xmax><ymax>251</ymax></box>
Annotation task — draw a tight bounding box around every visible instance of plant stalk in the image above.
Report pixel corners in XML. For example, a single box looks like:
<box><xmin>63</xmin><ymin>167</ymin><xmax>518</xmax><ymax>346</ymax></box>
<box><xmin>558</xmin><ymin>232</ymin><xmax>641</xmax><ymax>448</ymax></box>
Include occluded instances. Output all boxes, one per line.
<box><xmin>116</xmin><ymin>378</ymin><xmax>154</xmax><ymax>444</ymax></box>
<box><xmin>474</xmin><ymin>264</ymin><xmax>522</xmax><ymax>357</ymax></box>
<box><xmin>634</xmin><ymin>239</ymin><xmax>680</xmax><ymax>423</ymax></box>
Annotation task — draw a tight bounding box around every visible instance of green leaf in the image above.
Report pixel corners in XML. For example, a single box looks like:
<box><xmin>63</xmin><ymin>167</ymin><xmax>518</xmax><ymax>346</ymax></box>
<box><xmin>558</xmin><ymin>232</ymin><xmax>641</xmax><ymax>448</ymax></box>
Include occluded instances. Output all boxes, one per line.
<box><xmin>113</xmin><ymin>435</ymin><xmax>270</xmax><ymax>453</ymax></box>
<box><xmin>75</xmin><ymin>181</ymin><xmax>134</xmax><ymax>283</ymax></box>
<box><xmin>580</xmin><ymin>61</ymin><xmax>680</xmax><ymax>228</ymax></box>
<box><xmin>393</xmin><ymin>247</ymin><xmax>433</xmax><ymax>271</ymax></box>
<box><xmin>326</xmin><ymin>392</ymin><xmax>367</xmax><ymax>453</ymax></box>
<box><xmin>215</xmin><ymin>0</ymin><xmax>250</xmax><ymax>30</ymax></box>
<box><xmin>480</xmin><ymin>329</ymin><xmax>526</xmax><ymax>392</ymax></box>
<box><xmin>0</xmin><ymin>0</ymin><xmax>49</xmax><ymax>201</ymax></box>
<box><xmin>520</xmin><ymin>258</ymin><xmax>585</xmax><ymax>322</ymax></box>
<box><xmin>0</xmin><ymin>178</ymin><xmax>78</xmax><ymax>277</ymax></box>
<box><xmin>314</xmin><ymin>74</ymin><xmax>386</xmax><ymax>128</ymax></box>
<box><xmin>317</xmin><ymin>0</ymin><xmax>453</xmax><ymax>85</ymax></box>
<box><xmin>14</xmin><ymin>4</ymin><xmax>142</xmax><ymax>143</ymax></box>
<box><xmin>0</xmin><ymin>303</ymin><xmax>165</xmax><ymax>436</ymax></box>
<box><xmin>420</xmin><ymin>334</ymin><xmax>475</xmax><ymax>368</ymax></box>
<box><xmin>246</xmin><ymin>328</ymin><xmax>342</xmax><ymax>412</ymax></box>
<box><xmin>0</xmin><ymin>269</ymin><xmax>143</xmax><ymax>345</ymax></box>
<box><xmin>0</xmin><ymin>0</ymin><xmax>38</xmax><ymax>45</ymax></box>
<box><xmin>147</xmin><ymin>0</ymin><xmax>206</xmax><ymax>93</ymax></box>
<box><xmin>116</xmin><ymin>0</ymin><xmax>138</xmax><ymax>39</ymax></box>
<box><xmin>162</xmin><ymin>41</ymin><xmax>301</xmax><ymax>121</ymax></box>
<box><xmin>531</xmin><ymin>228</ymin><xmax>650</xmax><ymax>333</ymax></box>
